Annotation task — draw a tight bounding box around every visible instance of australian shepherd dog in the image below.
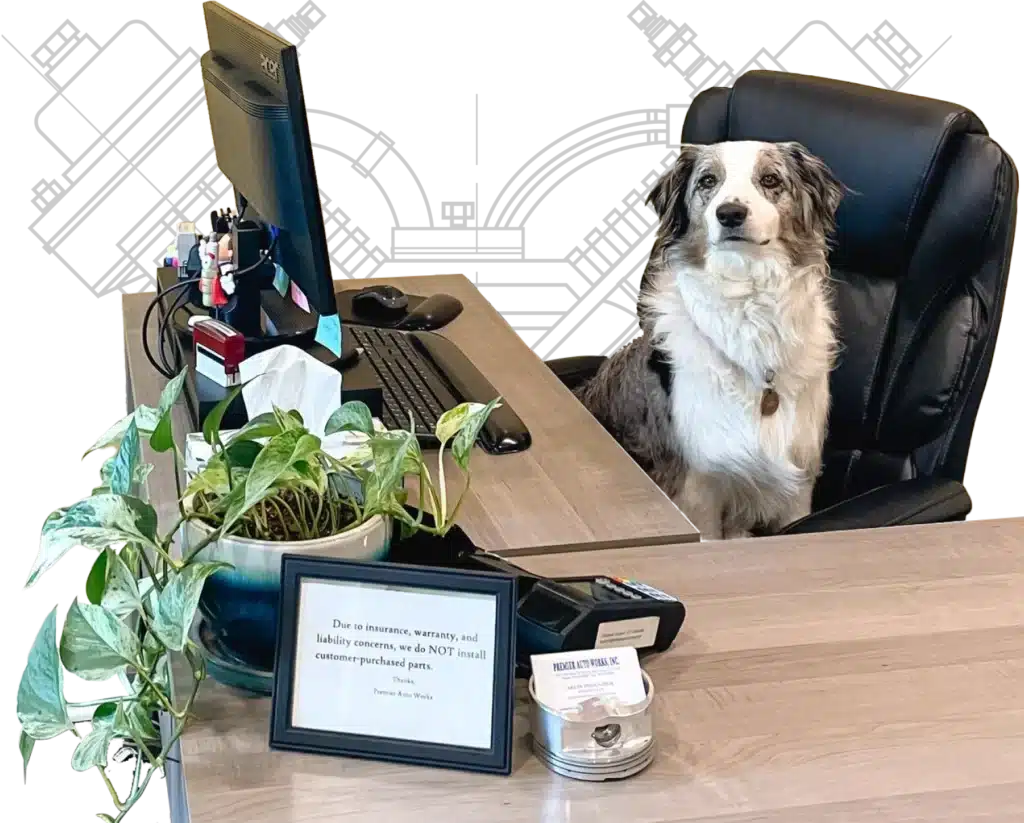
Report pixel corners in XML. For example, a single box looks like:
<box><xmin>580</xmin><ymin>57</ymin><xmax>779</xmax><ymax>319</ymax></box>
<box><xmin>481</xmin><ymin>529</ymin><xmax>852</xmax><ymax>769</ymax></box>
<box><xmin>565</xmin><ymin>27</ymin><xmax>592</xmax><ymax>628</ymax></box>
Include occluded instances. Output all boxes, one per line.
<box><xmin>576</xmin><ymin>141</ymin><xmax>844</xmax><ymax>539</ymax></box>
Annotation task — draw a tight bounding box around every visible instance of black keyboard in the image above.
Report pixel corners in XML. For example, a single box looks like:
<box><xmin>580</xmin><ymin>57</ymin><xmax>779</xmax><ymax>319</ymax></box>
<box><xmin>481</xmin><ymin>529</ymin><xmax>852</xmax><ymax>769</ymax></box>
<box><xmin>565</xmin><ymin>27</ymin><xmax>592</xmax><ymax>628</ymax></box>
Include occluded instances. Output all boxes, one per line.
<box><xmin>348</xmin><ymin>326</ymin><xmax>531</xmax><ymax>455</ymax></box>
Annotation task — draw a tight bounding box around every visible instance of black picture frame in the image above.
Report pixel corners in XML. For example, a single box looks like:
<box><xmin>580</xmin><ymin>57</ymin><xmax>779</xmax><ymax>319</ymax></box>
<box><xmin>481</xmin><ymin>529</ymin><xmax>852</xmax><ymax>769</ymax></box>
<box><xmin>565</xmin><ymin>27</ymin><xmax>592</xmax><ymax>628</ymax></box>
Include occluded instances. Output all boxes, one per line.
<box><xmin>270</xmin><ymin>554</ymin><xmax>517</xmax><ymax>775</ymax></box>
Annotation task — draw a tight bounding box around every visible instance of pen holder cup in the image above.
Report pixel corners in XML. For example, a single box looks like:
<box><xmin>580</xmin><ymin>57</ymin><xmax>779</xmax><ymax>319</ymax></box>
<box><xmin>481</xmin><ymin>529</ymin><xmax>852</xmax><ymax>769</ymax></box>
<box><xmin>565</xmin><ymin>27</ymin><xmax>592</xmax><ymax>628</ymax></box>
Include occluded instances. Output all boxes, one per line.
<box><xmin>528</xmin><ymin>669</ymin><xmax>655</xmax><ymax>764</ymax></box>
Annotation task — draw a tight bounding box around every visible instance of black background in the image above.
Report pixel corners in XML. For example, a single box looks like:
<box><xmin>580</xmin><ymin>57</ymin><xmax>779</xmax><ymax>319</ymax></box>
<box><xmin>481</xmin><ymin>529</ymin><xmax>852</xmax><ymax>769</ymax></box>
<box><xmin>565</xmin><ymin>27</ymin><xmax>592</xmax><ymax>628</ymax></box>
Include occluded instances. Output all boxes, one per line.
<box><xmin>12</xmin><ymin>4</ymin><xmax>1019</xmax><ymax>814</ymax></box>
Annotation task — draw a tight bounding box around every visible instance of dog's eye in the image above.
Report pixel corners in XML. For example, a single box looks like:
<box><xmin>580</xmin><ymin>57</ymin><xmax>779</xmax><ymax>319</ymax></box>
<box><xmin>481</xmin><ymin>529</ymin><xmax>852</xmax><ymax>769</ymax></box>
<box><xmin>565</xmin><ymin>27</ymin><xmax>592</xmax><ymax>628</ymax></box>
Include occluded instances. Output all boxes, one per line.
<box><xmin>760</xmin><ymin>173</ymin><xmax>781</xmax><ymax>189</ymax></box>
<box><xmin>697</xmin><ymin>174</ymin><xmax>717</xmax><ymax>190</ymax></box>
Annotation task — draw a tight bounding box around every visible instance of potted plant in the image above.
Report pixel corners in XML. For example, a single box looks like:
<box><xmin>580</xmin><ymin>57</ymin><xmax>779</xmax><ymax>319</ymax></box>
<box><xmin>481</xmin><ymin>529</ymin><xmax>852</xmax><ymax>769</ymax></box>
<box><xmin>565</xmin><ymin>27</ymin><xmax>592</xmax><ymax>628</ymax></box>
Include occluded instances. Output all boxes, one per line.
<box><xmin>16</xmin><ymin>368</ymin><xmax>498</xmax><ymax>822</ymax></box>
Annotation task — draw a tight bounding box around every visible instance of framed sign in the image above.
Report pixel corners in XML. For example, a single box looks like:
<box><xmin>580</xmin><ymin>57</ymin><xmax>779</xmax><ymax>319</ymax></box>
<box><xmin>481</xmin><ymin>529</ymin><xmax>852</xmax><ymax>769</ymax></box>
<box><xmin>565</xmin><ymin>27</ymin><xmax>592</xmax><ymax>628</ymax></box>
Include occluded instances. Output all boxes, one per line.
<box><xmin>270</xmin><ymin>554</ymin><xmax>517</xmax><ymax>775</ymax></box>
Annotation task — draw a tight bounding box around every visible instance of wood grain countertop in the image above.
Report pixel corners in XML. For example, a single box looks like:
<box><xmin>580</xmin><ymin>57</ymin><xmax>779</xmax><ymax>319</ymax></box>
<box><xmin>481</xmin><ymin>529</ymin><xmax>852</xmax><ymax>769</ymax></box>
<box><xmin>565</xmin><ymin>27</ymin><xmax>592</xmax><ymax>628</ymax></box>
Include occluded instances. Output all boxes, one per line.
<box><xmin>175</xmin><ymin>518</ymin><xmax>1024</xmax><ymax>822</ymax></box>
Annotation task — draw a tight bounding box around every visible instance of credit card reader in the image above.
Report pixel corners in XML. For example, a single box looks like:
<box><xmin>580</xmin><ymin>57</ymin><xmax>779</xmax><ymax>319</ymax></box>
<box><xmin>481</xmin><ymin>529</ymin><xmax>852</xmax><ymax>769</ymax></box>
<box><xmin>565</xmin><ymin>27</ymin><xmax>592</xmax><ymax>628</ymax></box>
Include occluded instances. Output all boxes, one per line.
<box><xmin>516</xmin><ymin>575</ymin><xmax>686</xmax><ymax>664</ymax></box>
<box><xmin>413</xmin><ymin>548</ymin><xmax>687</xmax><ymax>672</ymax></box>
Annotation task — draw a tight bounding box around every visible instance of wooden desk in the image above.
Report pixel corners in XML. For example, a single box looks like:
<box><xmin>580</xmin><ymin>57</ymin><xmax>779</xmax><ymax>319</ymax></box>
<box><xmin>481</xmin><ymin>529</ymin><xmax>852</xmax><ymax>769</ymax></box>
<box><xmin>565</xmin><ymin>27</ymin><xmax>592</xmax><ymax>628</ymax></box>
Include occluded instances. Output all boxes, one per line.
<box><xmin>174</xmin><ymin>519</ymin><xmax>1024</xmax><ymax>822</ymax></box>
<box><xmin>123</xmin><ymin>273</ymin><xmax>698</xmax><ymax>554</ymax></box>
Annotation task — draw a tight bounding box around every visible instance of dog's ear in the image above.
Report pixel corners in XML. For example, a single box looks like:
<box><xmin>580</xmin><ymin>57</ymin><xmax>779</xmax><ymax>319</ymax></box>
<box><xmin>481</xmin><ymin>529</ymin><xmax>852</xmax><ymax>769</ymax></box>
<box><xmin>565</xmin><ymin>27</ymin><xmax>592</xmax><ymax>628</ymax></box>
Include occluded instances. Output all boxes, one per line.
<box><xmin>781</xmin><ymin>142</ymin><xmax>844</xmax><ymax>239</ymax></box>
<box><xmin>646</xmin><ymin>144</ymin><xmax>698</xmax><ymax>236</ymax></box>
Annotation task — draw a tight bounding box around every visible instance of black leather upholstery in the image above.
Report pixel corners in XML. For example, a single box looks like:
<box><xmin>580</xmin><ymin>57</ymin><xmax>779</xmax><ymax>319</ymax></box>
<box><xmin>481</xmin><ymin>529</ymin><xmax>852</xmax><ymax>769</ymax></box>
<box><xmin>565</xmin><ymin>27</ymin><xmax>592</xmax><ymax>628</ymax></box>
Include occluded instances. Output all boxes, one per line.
<box><xmin>544</xmin><ymin>355</ymin><xmax>607</xmax><ymax>392</ymax></box>
<box><xmin>778</xmin><ymin>477</ymin><xmax>972</xmax><ymax>534</ymax></box>
<box><xmin>547</xmin><ymin>71</ymin><xmax>1018</xmax><ymax>533</ymax></box>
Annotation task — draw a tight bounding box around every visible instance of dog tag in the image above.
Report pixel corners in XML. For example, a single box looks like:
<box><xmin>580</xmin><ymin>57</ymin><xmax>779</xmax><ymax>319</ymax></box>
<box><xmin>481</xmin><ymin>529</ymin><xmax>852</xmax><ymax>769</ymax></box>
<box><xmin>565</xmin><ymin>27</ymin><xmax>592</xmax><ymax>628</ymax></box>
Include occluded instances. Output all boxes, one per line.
<box><xmin>761</xmin><ymin>388</ymin><xmax>780</xmax><ymax>416</ymax></box>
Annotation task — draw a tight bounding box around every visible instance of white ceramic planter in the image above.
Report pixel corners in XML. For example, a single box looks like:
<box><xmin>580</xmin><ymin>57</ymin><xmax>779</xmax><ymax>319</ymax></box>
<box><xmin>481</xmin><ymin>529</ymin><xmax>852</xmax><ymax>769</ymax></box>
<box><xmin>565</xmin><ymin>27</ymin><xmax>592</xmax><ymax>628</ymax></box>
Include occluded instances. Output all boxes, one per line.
<box><xmin>182</xmin><ymin>514</ymin><xmax>392</xmax><ymax>585</ymax></box>
<box><xmin>183</xmin><ymin>514</ymin><xmax>392</xmax><ymax>679</ymax></box>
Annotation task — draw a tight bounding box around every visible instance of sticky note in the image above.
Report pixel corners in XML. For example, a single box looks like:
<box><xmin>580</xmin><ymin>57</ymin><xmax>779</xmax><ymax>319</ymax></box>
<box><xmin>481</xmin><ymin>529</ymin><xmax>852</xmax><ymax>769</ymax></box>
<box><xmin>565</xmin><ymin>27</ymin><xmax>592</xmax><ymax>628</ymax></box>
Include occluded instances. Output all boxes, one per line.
<box><xmin>315</xmin><ymin>313</ymin><xmax>343</xmax><ymax>358</ymax></box>
<box><xmin>273</xmin><ymin>263</ymin><xmax>289</xmax><ymax>297</ymax></box>
<box><xmin>290</xmin><ymin>281</ymin><xmax>310</xmax><ymax>312</ymax></box>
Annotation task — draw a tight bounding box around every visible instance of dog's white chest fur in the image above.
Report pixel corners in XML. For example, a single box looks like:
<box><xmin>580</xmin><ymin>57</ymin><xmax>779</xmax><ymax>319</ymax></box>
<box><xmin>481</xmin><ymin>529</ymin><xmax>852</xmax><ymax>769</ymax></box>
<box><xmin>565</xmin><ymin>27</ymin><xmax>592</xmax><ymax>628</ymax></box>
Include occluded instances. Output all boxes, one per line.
<box><xmin>649</xmin><ymin>253</ymin><xmax>835</xmax><ymax>538</ymax></box>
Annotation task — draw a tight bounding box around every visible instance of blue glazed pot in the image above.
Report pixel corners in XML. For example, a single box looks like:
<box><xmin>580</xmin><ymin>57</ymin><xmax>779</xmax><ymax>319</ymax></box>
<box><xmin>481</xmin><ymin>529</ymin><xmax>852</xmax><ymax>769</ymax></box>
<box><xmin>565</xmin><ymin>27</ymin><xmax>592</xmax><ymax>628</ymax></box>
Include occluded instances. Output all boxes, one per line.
<box><xmin>183</xmin><ymin>515</ymin><xmax>391</xmax><ymax>673</ymax></box>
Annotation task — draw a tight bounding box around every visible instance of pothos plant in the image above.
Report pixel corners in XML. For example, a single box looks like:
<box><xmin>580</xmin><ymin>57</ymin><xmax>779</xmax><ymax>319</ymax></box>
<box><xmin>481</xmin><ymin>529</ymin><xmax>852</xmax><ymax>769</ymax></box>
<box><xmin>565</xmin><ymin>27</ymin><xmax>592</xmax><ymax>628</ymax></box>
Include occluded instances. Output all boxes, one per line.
<box><xmin>16</xmin><ymin>367</ymin><xmax>499</xmax><ymax>822</ymax></box>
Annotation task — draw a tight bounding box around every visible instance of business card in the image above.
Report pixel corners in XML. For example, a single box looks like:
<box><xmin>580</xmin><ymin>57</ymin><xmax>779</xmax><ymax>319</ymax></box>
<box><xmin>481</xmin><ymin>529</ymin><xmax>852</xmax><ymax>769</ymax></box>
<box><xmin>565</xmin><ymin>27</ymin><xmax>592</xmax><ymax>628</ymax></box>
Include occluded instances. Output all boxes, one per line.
<box><xmin>530</xmin><ymin>647</ymin><xmax>646</xmax><ymax>712</ymax></box>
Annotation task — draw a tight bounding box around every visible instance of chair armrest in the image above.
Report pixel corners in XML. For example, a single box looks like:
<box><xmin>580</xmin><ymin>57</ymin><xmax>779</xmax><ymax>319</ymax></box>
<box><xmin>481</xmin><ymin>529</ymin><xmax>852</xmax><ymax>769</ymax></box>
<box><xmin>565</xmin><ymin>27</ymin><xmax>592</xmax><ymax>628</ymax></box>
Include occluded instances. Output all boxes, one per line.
<box><xmin>779</xmin><ymin>476</ymin><xmax>972</xmax><ymax>535</ymax></box>
<box><xmin>545</xmin><ymin>356</ymin><xmax>607</xmax><ymax>391</ymax></box>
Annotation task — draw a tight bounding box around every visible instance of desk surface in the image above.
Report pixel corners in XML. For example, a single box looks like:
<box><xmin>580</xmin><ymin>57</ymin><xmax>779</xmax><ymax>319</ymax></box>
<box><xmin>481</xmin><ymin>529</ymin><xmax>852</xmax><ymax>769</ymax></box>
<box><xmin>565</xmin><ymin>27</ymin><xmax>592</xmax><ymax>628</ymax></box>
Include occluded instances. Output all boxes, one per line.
<box><xmin>175</xmin><ymin>518</ymin><xmax>1024</xmax><ymax>822</ymax></box>
<box><xmin>123</xmin><ymin>273</ymin><xmax>698</xmax><ymax>554</ymax></box>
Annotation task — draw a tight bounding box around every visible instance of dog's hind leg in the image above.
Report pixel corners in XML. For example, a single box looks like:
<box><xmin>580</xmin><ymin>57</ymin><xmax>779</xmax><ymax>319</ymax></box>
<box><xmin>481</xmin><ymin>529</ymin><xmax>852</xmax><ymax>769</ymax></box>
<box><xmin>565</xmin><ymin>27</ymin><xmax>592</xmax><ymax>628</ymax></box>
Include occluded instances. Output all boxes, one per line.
<box><xmin>675</xmin><ymin>473</ymin><xmax>725</xmax><ymax>541</ymax></box>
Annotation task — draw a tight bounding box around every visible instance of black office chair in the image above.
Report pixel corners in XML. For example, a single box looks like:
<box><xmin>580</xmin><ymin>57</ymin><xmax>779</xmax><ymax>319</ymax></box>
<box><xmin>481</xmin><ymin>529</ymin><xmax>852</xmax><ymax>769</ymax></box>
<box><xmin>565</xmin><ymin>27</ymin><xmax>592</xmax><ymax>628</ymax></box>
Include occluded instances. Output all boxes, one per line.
<box><xmin>547</xmin><ymin>71</ymin><xmax>1019</xmax><ymax>534</ymax></box>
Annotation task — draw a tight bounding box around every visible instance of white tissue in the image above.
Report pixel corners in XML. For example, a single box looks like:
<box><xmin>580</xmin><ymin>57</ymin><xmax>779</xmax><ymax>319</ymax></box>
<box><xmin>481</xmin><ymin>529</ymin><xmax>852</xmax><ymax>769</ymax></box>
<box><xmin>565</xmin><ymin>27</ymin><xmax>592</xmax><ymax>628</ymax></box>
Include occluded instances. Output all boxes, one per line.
<box><xmin>239</xmin><ymin>345</ymin><xmax>341</xmax><ymax>437</ymax></box>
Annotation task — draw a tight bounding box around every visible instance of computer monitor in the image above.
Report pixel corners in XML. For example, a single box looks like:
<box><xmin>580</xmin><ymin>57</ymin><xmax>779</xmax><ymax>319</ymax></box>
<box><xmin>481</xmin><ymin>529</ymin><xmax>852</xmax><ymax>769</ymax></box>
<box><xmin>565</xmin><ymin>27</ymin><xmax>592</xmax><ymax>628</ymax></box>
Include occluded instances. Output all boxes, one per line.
<box><xmin>198</xmin><ymin>1</ymin><xmax>336</xmax><ymax>341</ymax></box>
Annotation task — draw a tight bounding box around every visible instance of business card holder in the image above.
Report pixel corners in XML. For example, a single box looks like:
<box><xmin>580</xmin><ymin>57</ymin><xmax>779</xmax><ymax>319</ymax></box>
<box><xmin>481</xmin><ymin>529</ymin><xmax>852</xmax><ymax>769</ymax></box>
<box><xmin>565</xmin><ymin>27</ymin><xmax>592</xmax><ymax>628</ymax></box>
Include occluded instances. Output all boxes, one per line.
<box><xmin>527</xmin><ymin>669</ymin><xmax>655</xmax><ymax>779</ymax></box>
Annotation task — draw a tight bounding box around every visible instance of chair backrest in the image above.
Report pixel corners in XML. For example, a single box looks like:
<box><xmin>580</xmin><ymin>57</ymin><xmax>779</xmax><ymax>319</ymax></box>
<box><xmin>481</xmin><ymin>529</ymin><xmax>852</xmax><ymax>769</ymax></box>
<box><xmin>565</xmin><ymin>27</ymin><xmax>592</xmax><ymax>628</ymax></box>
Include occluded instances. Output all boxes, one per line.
<box><xmin>671</xmin><ymin>71</ymin><xmax>1018</xmax><ymax>508</ymax></box>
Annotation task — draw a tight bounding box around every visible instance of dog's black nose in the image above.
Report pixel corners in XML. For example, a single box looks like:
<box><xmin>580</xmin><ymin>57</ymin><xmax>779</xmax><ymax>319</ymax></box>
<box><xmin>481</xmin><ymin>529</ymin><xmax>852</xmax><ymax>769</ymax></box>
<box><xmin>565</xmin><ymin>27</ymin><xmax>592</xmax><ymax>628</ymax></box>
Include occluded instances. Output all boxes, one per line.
<box><xmin>716</xmin><ymin>202</ymin><xmax>749</xmax><ymax>228</ymax></box>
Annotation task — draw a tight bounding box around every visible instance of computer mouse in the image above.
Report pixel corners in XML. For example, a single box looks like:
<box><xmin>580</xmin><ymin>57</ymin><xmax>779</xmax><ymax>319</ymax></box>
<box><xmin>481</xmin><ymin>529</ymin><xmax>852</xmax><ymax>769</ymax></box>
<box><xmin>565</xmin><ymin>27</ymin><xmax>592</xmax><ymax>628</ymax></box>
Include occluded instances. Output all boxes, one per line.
<box><xmin>352</xmin><ymin>284</ymin><xmax>409</xmax><ymax>318</ymax></box>
<box><xmin>397</xmin><ymin>293</ymin><xmax>464</xmax><ymax>331</ymax></box>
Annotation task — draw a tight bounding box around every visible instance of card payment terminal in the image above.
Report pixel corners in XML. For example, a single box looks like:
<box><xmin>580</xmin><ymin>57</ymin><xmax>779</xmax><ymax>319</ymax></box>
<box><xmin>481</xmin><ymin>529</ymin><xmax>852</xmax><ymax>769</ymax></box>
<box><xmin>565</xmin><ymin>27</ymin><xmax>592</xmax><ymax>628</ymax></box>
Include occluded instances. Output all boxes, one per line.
<box><xmin>515</xmin><ymin>574</ymin><xmax>686</xmax><ymax>664</ymax></box>
<box><xmin>392</xmin><ymin>542</ymin><xmax>687</xmax><ymax>672</ymax></box>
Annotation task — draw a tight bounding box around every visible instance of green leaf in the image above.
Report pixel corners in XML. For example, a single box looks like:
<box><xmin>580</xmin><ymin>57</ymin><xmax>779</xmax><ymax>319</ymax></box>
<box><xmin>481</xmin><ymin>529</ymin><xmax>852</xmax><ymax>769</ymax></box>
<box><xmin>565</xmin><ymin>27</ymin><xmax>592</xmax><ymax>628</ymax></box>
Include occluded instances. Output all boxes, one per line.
<box><xmin>272</xmin><ymin>403</ymin><xmax>303</xmax><ymax>429</ymax></box>
<box><xmin>185</xmin><ymin>462</ymin><xmax>248</xmax><ymax>495</ymax></box>
<box><xmin>84</xmin><ymin>406</ymin><xmax>161</xmax><ymax>457</ymax></box>
<box><xmin>70</xmin><ymin>704</ymin><xmax>117</xmax><ymax>772</ymax></box>
<box><xmin>100</xmin><ymin>552</ymin><xmax>148</xmax><ymax>618</ymax></box>
<box><xmin>434</xmin><ymin>404</ymin><xmax>475</xmax><ymax>444</ymax></box>
<box><xmin>85</xmin><ymin>549</ymin><xmax>110</xmax><ymax>605</ymax></box>
<box><xmin>149</xmin><ymin>414</ymin><xmax>174</xmax><ymax>453</ymax></box>
<box><xmin>93</xmin><ymin>702</ymin><xmax>118</xmax><ymax>723</ymax></box>
<box><xmin>452</xmin><ymin>397</ymin><xmax>502</xmax><ymax>470</ymax></box>
<box><xmin>107</xmin><ymin>419</ymin><xmax>141</xmax><ymax>495</ymax></box>
<box><xmin>28</xmin><ymin>494</ymin><xmax>159</xmax><ymax>586</ymax></box>
<box><xmin>151</xmin><ymin>562</ymin><xmax>229</xmax><ymax>651</ymax></box>
<box><xmin>17</xmin><ymin>608</ymin><xmax>72</xmax><ymax>740</ymax></box>
<box><xmin>18</xmin><ymin>728</ymin><xmax>35</xmax><ymax>769</ymax></box>
<box><xmin>28</xmin><ymin>528</ymin><xmax>118</xmax><ymax>589</ymax></box>
<box><xmin>244</xmin><ymin>430</ymin><xmax>321</xmax><ymax>510</ymax></box>
<box><xmin>359</xmin><ymin>472</ymin><xmax>384</xmax><ymax>517</ymax></box>
<box><xmin>138</xmin><ymin>628</ymin><xmax>173</xmax><ymax>698</ymax></box>
<box><xmin>325</xmin><ymin>401</ymin><xmax>374</xmax><ymax>437</ymax></box>
<box><xmin>386</xmin><ymin>496</ymin><xmax>417</xmax><ymax>526</ymax></box>
<box><xmin>158</xmin><ymin>368</ymin><xmax>188</xmax><ymax>416</ymax></box>
<box><xmin>233</xmin><ymin>411</ymin><xmax>283</xmax><ymax>442</ymax></box>
<box><xmin>202</xmin><ymin>384</ymin><xmax>244</xmax><ymax>446</ymax></box>
<box><xmin>333</xmin><ymin>442</ymin><xmax>372</xmax><ymax>468</ymax></box>
<box><xmin>60</xmin><ymin>600</ymin><xmax>141</xmax><ymax>681</ymax></box>
<box><xmin>41</xmin><ymin>491</ymin><xmax>156</xmax><ymax>544</ymax></box>
<box><xmin>213</xmin><ymin>483</ymin><xmax>250</xmax><ymax>535</ymax></box>
<box><xmin>359</xmin><ymin>431</ymin><xmax>418</xmax><ymax>519</ymax></box>
<box><xmin>100</xmin><ymin>459</ymin><xmax>153</xmax><ymax>492</ymax></box>
<box><xmin>282</xmin><ymin>458</ymin><xmax>328</xmax><ymax>496</ymax></box>
<box><xmin>113</xmin><ymin>700</ymin><xmax>158</xmax><ymax>746</ymax></box>
<box><xmin>150</xmin><ymin>369</ymin><xmax>187</xmax><ymax>453</ymax></box>
<box><xmin>223</xmin><ymin>438</ymin><xmax>263</xmax><ymax>469</ymax></box>
<box><xmin>370</xmin><ymin>430</ymin><xmax>420</xmax><ymax>492</ymax></box>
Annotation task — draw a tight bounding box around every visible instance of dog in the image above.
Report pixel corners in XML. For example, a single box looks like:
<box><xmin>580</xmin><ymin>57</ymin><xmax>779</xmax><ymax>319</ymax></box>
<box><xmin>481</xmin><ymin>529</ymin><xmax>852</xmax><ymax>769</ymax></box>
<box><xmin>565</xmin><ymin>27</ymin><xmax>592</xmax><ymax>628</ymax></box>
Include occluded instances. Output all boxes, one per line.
<box><xmin>575</xmin><ymin>140</ymin><xmax>843</xmax><ymax>540</ymax></box>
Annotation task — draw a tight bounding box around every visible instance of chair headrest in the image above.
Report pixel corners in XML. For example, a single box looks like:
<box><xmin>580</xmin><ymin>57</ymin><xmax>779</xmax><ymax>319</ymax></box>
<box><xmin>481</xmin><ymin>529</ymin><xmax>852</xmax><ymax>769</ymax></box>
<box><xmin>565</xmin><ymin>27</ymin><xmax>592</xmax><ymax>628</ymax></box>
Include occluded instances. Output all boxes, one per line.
<box><xmin>692</xmin><ymin>71</ymin><xmax>989</xmax><ymax>278</ymax></box>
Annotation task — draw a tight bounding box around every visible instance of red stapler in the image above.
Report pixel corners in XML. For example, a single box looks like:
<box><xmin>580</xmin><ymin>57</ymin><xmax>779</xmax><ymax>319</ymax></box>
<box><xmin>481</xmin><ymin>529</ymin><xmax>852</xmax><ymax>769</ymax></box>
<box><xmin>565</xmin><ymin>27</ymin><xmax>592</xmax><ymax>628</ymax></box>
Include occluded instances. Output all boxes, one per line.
<box><xmin>192</xmin><ymin>318</ymin><xmax>245</xmax><ymax>387</ymax></box>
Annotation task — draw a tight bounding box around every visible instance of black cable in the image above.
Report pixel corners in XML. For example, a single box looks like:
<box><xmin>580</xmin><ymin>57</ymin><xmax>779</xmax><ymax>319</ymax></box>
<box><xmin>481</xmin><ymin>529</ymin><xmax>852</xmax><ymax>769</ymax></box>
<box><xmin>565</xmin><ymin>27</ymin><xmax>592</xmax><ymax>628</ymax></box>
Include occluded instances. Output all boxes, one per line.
<box><xmin>143</xmin><ymin>278</ymin><xmax>199</xmax><ymax>379</ymax></box>
<box><xmin>159</xmin><ymin>285</ymin><xmax>193</xmax><ymax>374</ymax></box>
<box><xmin>145</xmin><ymin>211</ymin><xmax>274</xmax><ymax>379</ymax></box>
<box><xmin>232</xmin><ymin>231</ymin><xmax>279</xmax><ymax>278</ymax></box>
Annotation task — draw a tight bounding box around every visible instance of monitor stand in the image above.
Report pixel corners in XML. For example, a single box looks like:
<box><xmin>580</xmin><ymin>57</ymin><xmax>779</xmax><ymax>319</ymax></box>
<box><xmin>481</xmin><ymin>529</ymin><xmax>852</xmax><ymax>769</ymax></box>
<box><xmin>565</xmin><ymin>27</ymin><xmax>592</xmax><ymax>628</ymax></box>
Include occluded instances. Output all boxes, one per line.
<box><xmin>156</xmin><ymin>267</ymin><xmax>384</xmax><ymax>431</ymax></box>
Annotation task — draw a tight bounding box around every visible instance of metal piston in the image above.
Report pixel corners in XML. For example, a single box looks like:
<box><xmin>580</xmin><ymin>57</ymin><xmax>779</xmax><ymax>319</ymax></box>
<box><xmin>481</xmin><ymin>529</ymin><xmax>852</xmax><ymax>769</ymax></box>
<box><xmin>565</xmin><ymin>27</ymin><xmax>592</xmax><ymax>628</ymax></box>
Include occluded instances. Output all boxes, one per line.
<box><xmin>528</xmin><ymin>668</ymin><xmax>655</xmax><ymax>780</ymax></box>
